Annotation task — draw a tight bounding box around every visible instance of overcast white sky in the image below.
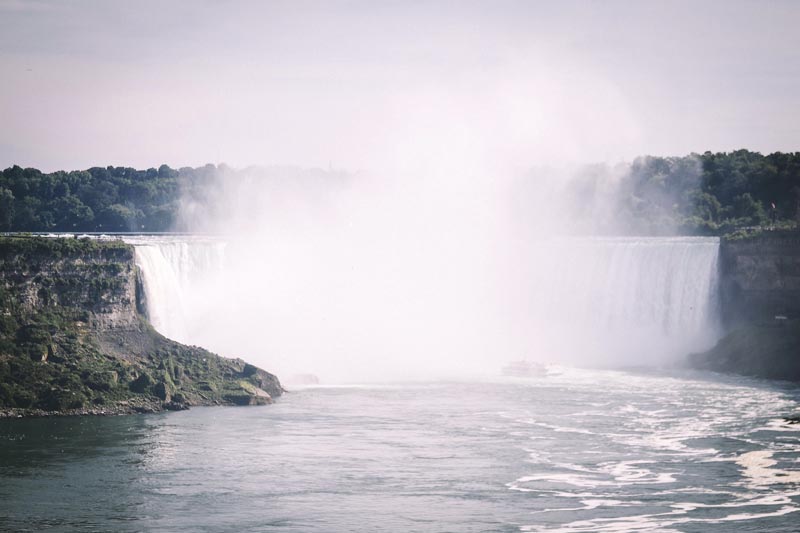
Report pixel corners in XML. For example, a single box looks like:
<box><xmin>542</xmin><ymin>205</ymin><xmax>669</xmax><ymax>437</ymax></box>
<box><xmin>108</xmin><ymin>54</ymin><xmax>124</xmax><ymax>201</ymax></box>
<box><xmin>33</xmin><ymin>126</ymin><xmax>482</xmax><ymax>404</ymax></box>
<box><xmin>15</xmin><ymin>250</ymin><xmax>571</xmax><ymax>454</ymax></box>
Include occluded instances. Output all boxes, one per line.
<box><xmin>1</xmin><ymin>0</ymin><xmax>798</xmax><ymax>171</ymax></box>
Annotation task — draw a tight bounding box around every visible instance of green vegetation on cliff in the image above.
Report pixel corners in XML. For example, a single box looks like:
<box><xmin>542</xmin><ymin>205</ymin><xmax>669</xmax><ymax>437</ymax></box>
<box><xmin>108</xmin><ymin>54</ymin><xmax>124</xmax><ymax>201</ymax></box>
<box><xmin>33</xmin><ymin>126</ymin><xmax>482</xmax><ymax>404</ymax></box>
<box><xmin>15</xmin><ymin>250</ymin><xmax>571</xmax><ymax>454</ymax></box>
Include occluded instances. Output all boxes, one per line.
<box><xmin>0</xmin><ymin>236</ymin><xmax>282</xmax><ymax>415</ymax></box>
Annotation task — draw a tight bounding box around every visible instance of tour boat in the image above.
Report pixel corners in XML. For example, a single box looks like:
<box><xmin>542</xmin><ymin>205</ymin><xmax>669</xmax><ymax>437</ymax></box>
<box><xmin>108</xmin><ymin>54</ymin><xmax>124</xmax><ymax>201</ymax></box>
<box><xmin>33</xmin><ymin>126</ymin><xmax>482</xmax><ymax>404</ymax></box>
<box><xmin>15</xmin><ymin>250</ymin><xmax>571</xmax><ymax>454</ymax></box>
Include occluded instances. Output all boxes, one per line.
<box><xmin>502</xmin><ymin>360</ymin><xmax>548</xmax><ymax>377</ymax></box>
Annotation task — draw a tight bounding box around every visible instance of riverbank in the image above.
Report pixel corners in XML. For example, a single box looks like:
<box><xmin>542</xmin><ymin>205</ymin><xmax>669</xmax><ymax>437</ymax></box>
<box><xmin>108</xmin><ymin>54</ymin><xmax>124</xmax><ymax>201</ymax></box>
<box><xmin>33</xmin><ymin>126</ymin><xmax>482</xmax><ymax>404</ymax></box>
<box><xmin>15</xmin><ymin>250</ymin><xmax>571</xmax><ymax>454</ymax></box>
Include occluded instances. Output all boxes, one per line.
<box><xmin>0</xmin><ymin>396</ymin><xmax>174</xmax><ymax>418</ymax></box>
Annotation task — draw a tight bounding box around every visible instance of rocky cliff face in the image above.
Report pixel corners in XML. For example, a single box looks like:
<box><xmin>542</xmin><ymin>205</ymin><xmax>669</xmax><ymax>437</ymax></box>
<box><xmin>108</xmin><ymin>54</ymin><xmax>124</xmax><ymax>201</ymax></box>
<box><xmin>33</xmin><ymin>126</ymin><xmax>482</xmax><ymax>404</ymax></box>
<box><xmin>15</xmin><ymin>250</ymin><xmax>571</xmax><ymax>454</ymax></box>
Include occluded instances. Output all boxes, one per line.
<box><xmin>691</xmin><ymin>230</ymin><xmax>800</xmax><ymax>380</ymax></box>
<box><xmin>0</xmin><ymin>238</ymin><xmax>139</xmax><ymax>330</ymax></box>
<box><xmin>719</xmin><ymin>230</ymin><xmax>800</xmax><ymax>325</ymax></box>
<box><xmin>0</xmin><ymin>236</ymin><xmax>283</xmax><ymax>416</ymax></box>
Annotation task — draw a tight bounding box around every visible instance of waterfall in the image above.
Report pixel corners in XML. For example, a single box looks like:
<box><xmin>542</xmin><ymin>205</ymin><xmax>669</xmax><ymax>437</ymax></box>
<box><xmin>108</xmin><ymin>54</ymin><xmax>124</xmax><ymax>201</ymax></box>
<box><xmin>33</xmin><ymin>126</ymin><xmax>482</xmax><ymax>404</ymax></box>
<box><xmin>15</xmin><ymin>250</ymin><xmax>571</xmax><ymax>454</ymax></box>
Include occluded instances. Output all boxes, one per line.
<box><xmin>517</xmin><ymin>236</ymin><xmax>720</xmax><ymax>364</ymax></box>
<box><xmin>128</xmin><ymin>237</ymin><xmax>227</xmax><ymax>344</ymax></box>
<box><xmin>129</xmin><ymin>235</ymin><xmax>721</xmax><ymax>374</ymax></box>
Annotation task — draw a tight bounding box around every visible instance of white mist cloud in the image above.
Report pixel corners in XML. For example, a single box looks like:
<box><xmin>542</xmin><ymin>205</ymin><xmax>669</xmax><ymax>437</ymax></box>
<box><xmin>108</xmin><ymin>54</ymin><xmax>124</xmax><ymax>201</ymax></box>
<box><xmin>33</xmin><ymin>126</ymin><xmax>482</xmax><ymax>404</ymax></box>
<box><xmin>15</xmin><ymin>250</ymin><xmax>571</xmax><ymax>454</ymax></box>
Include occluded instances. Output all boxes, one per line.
<box><xmin>149</xmin><ymin>153</ymin><xmax>719</xmax><ymax>383</ymax></box>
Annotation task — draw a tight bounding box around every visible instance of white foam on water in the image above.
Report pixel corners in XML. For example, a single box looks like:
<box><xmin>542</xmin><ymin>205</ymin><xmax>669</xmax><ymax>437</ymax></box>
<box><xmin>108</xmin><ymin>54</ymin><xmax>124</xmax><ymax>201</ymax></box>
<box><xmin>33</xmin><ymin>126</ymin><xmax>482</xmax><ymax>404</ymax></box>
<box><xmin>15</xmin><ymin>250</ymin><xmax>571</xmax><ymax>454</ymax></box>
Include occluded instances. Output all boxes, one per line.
<box><xmin>518</xmin><ymin>418</ymin><xmax>598</xmax><ymax>436</ymax></box>
<box><xmin>509</xmin><ymin>459</ymin><xmax>678</xmax><ymax>493</ymax></box>
<box><xmin>754</xmin><ymin>418</ymin><xmax>800</xmax><ymax>433</ymax></box>
<box><xmin>502</xmin><ymin>368</ymin><xmax>800</xmax><ymax>532</ymax></box>
<box><xmin>520</xmin><ymin>499</ymin><xmax>800</xmax><ymax>533</ymax></box>
<box><xmin>737</xmin><ymin>450</ymin><xmax>800</xmax><ymax>487</ymax></box>
<box><xmin>526</xmin><ymin>499</ymin><xmax>641</xmax><ymax>516</ymax></box>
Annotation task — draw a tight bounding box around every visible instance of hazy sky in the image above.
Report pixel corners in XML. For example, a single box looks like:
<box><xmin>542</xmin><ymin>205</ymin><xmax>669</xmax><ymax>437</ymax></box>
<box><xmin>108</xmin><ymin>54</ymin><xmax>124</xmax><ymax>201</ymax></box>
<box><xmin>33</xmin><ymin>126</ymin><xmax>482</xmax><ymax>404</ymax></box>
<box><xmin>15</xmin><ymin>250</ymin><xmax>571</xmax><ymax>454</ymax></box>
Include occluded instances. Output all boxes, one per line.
<box><xmin>1</xmin><ymin>0</ymin><xmax>798</xmax><ymax>171</ymax></box>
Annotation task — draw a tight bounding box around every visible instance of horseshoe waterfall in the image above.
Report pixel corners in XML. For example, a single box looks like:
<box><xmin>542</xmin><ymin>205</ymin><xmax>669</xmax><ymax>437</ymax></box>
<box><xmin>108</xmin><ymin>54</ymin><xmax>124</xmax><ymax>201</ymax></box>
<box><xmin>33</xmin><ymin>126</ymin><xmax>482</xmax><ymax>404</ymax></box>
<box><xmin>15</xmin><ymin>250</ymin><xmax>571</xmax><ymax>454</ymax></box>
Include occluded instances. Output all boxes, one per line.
<box><xmin>129</xmin><ymin>235</ymin><xmax>722</xmax><ymax>379</ymax></box>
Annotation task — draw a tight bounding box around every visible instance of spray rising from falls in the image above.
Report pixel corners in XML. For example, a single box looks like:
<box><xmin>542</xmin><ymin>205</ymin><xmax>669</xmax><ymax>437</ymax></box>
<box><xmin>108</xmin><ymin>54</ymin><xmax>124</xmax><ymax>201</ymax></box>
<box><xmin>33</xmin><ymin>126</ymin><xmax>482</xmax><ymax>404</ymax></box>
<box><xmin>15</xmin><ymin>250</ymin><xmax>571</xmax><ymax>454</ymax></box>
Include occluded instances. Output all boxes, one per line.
<box><xmin>130</xmin><ymin>234</ymin><xmax>720</xmax><ymax>381</ymax></box>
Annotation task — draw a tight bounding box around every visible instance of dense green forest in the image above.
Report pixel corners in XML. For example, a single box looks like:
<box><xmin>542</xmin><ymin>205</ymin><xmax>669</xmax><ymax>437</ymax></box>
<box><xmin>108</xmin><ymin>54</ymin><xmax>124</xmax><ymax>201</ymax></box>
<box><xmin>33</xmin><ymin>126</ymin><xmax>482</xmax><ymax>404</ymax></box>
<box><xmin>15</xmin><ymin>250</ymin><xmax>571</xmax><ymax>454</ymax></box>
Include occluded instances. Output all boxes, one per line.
<box><xmin>591</xmin><ymin>149</ymin><xmax>800</xmax><ymax>235</ymax></box>
<box><xmin>0</xmin><ymin>164</ymin><xmax>224</xmax><ymax>232</ymax></box>
<box><xmin>541</xmin><ymin>149</ymin><xmax>800</xmax><ymax>235</ymax></box>
<box><xmin>1</xmin><ymin>149</ymin><xmax>799</xmax><ymax>235</ymax></box>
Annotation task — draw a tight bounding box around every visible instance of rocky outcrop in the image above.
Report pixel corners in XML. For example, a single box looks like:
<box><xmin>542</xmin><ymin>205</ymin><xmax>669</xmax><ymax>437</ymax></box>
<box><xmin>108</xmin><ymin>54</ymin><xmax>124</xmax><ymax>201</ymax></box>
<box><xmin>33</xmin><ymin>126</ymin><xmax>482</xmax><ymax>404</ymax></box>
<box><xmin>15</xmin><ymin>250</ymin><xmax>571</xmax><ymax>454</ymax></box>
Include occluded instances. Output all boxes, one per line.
<box><xmin>690</xmin><ymin>320</ymin><xmax>800</xmax><ymax>381</ymax></box>
<box><xmin>0</xmin><ymin>236</ymin><xmax>283</xmax><ymax>416</ymax></box>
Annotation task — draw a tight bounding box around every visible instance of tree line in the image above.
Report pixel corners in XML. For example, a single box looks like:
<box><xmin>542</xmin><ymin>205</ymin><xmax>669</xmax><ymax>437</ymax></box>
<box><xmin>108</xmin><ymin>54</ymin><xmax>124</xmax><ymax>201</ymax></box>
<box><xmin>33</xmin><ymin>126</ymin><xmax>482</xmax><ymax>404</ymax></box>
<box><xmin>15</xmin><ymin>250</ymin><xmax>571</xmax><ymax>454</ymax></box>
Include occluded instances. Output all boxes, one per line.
<box><xmin>0</xmin><ymin>164</ymin><xmax>222</xmax><ymax>232</ymax></box>
<box><xmin>562</xmin><ymin>149</ymin><xmax>800</xmax><ymax>235</ymax></box>
<box><xmin>646</xmin><ymin>150</ymin><xmax>799</xmax><ymax>234</ymax></box>
<box><xmin>1</xmin><ymin>150</ymin><xmax>799</xmax><ymax>234</ymax></box>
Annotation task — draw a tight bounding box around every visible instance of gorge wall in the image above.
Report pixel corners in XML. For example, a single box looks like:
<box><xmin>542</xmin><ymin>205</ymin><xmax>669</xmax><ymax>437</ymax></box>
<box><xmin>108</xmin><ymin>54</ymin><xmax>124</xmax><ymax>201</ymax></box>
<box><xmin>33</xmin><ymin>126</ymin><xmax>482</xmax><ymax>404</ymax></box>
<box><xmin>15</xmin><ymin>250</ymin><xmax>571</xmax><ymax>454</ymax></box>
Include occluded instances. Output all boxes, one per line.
<box><xmin>719</xmin><ymin>230</ymin><xmax>800</xmax><ymax>325</ymax></box>
<box><xmin>691</xmin><ymin>230</ymin><xmax>800</xmax><ymax>380</ymax></box>
<box><xmin>0</xmin><ymin>236</ymin><xmax>282</xmax><ymax>416</ymax></box>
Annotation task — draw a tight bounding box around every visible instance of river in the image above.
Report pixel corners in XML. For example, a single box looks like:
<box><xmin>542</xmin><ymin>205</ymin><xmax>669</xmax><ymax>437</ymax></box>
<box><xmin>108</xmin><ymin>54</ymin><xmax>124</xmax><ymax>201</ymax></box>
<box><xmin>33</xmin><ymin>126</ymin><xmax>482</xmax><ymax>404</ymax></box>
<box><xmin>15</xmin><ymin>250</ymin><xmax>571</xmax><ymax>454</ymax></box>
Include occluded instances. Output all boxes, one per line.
<box><xmin>2</xmin><ymin>370</ymin><xmax>800</xmax><ymax>532</ymax></box>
